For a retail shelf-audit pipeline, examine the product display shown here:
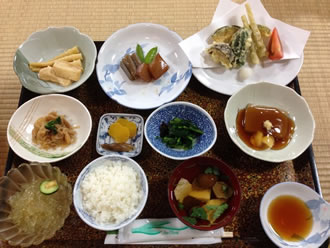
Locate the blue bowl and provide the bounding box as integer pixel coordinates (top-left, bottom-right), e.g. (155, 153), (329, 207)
(144, 101), (217, 160)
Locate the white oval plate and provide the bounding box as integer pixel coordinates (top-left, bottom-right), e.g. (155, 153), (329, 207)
(193, 55), (303, 96)
(7, 94), (92, 163)
(13, 26), (97, 94)
(260, 182), (330, 248)
(96, 23), (192, 110)
(224, 82), (315, 162)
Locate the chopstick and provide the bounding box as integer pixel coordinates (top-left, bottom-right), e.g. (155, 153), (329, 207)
(223, 231), (234, 238)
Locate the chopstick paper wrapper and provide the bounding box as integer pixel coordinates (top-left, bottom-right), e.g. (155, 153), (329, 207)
(104, 218), (233, 245)
(179, 0), (310, 68)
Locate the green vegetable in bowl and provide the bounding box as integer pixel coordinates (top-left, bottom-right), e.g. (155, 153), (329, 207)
(159, 117), (203, 150)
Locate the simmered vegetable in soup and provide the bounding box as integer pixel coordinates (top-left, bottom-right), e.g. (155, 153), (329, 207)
(174, 166), (233, 225)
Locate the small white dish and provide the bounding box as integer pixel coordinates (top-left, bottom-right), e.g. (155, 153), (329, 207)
(144, 101), (217, 160)
(224, 82), (315, 162)
(73, 155), (148, 231)
(96, 23), (192, 110)
(96, 113), (144, 157)
(193, 55), (303, 96)
(7, 94), (92, 163)
(13, 26), (97, 94)
(260, 182), (330, 248)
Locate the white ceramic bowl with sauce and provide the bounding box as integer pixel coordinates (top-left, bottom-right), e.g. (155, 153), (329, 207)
(260, 182), (330, 248)
(224, 82), (315, 163)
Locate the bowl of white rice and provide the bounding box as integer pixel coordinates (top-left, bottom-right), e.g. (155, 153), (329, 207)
(73, 155), (148, 231)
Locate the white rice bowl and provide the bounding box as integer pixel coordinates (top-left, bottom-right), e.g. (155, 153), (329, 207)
(73, 155), (148, 231)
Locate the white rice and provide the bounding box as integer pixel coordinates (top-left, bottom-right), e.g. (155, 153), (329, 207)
(80, 160), (143, 225)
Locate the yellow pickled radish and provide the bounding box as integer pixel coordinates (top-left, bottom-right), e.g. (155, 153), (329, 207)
(116, 118), (137, 138)
(108, 122), (130, 143)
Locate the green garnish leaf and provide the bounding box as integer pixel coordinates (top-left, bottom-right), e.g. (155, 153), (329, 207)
(45, 117), (61, 134)
(212, 167), (220, 176)
(178, 202), (184, 210)
(144, 47), (158, 64)
(205, 205), (218, 211)
(136, 44), (145, 63)
(183, 216), (197, 225)
(190, 207), (208, 220)
(212, 203), (229, 220)
(222, 184), (228, 192)
(204, 167), (220, 176)
(204, 167), (213, 174)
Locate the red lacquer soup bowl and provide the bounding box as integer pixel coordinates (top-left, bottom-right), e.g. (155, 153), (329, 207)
(168, 156), (241, 230)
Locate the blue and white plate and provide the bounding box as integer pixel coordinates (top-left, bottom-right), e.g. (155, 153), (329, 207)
(260, 182), (330, 248)
(96, 23), (192, 110)
(144, 101), (217, 160)
(96, 113), (144, 157)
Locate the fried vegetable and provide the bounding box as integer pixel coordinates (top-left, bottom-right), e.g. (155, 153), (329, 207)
(230, 27), (252, 68)
(207, 43), (234, 69)
(241, 15), (259, 65)
(245, 3), (268, 59)
(211, 25), (240, 43)
(258, 24), (271, 38)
